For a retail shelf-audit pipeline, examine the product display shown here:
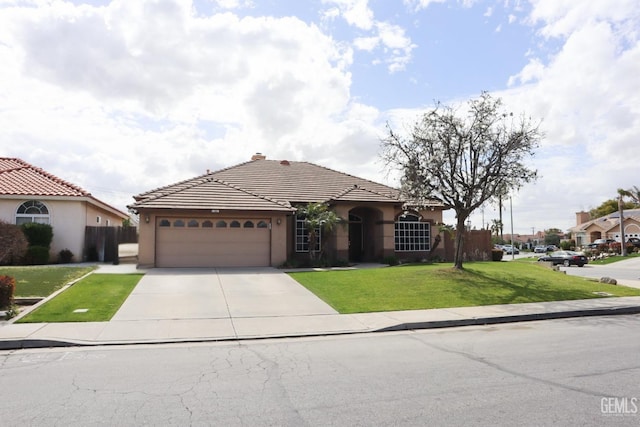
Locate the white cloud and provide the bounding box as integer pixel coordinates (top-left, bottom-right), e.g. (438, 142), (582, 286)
(323, 0), (416, 73)
(0, 0), (385, 211)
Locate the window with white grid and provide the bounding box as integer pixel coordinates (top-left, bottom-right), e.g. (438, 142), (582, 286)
(295, 216), (321, 252)
(395, 214), (430, 251)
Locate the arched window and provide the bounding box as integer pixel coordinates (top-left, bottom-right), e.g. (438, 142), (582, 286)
(243, 221), (254, 228)
(230, 220), (241, 228)
(395, 213), (430, 252)
(159, 219), (171, 227)
(16, 200), (50, 225)
(202, 220), (213, 228)
(188, 220), (199, 228)
(257, 221), (268, 228)
(173, 219), (185, 227)
(216, 220), (227, 228)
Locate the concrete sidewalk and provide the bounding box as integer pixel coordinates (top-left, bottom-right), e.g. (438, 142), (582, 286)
(2, 264), (640, 350)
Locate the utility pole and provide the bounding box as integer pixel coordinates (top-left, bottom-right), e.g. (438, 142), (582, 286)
(619, 194), (627, 256)
(510, 196), (515, 260)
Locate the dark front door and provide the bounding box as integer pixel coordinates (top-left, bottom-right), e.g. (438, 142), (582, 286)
(349, 214), (363, 262)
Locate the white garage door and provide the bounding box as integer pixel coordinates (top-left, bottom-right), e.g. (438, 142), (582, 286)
(156, 218), (270, 267)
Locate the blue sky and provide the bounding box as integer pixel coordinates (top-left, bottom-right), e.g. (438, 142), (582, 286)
(0, 0), (638, 234)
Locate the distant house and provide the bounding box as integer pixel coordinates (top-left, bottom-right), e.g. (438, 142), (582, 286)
(130, 154), (447, 268)
(0, 158), (129, 261)
(570, 210), (640, 247)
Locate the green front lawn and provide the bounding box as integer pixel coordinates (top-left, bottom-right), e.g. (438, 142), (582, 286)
(17, 274), (143, 323)
(289, 262), (640, 313)
(0, 266), (96, 297)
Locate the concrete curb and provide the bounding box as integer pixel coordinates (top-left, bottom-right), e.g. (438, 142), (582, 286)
(3, 305), (640, 351)
(375, 305), (640, 331)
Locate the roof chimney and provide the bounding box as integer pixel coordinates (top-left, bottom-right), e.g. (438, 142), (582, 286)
(576, 211), (590, 225)
(251, 153), (266, 161)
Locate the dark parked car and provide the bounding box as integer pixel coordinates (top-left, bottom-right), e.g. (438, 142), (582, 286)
(538, 250), (588, 267)
(585, 239), (616, 249)
(627, 237), (640, 248)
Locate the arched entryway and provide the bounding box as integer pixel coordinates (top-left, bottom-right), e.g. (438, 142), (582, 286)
(348, 207), (382, 262)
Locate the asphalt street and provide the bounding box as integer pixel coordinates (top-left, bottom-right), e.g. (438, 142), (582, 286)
(2, 315), (639, 426)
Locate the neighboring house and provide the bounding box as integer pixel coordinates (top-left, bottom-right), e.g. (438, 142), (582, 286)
(0, 157), (129, 261)
(130, 154), (446, 268)
(570, 210), (640, 247)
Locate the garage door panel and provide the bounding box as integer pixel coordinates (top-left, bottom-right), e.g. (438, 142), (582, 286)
(156, 219), (270, 267)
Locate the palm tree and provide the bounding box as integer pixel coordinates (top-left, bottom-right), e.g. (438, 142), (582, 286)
(619, 186), (640, 206)
(297, 203), (342, 261)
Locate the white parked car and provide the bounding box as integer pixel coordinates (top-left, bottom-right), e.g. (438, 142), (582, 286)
(502, 245), (520, 254)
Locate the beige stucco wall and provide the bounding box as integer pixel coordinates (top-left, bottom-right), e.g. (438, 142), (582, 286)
(0, 196), (127, 262)
(137, 209), (289, 268)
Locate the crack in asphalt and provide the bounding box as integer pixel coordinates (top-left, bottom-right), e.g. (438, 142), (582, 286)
(407, 334), (627, 399)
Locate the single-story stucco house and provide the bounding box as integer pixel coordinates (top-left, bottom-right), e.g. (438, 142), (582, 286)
(130, 154), (446, 268)
(570, 210), (640, 247)
(0, 157), (129, 261)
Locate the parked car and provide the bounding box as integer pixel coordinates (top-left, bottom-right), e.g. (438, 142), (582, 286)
(534, 245), (547, 253)
(627, 237), (640, 248)
(502, 245), (519, 254)
(538, 250), (588, 267)
(584, 239), (615, 249)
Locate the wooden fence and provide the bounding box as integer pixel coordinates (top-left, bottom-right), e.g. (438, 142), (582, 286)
(84, 226), (138, 263)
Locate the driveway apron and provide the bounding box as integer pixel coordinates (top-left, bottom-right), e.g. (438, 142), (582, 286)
(111, 267), (337, 321)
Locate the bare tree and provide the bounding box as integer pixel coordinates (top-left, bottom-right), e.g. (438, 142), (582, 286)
(382, 92), (542, 269)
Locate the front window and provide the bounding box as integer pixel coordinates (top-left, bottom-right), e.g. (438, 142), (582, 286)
(395, 214), (430, 252)
(295, 215), (321, 252)
(16, 200), (50, 225)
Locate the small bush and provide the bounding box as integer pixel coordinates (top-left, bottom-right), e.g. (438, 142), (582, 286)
(21, 223), (54, 248)
(0, 275), (16, 309)
(24, 245), (50, 265)
(491, 249), (504, 261)
(58, 249), (74, 264)
(382, 256), (399, 266)
(0, 220), (28, 265)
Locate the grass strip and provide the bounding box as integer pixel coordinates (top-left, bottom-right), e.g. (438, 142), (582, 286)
(17, 273), (143, 323)
(0, 266), (96, 298)
(289, 262), (640, 313)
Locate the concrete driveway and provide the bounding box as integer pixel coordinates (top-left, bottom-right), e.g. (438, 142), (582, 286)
(112, 267), (338, 321)
(561, 256), (640, 289)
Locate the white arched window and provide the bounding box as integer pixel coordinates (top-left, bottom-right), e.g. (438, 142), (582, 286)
(16, 200), (50, 225)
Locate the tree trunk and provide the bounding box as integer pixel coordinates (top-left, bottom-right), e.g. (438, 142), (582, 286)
(453, 215), (467, 269)
(308, 231), (317, 260)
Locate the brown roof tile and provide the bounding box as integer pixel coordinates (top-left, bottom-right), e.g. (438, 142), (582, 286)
(0, 157), (91, 197)
(133, 159), (407, 210)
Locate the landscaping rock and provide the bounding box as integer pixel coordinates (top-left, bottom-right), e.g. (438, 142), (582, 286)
(599, 277), (617, 285)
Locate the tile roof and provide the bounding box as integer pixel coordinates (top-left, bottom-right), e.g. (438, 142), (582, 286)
(132, 158), (439, 211)
(131, 177), (295, 211)
(0, 157), (90, 197)
(570, 209), (640, 232)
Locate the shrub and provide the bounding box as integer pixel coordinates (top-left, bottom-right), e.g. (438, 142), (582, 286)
(58, 249), (74, 264)
(491, 249), (504, 261)
(21, 223), (53, 248)
(0, 275), (16, 309)
(24, 245), (50, 265)
(382, 255), (399, 266)
(0, 220), (28, 265)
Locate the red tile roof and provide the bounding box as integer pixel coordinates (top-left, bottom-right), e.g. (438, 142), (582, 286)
(132, 158), (442, 211)
(0, 157), (91, 197)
